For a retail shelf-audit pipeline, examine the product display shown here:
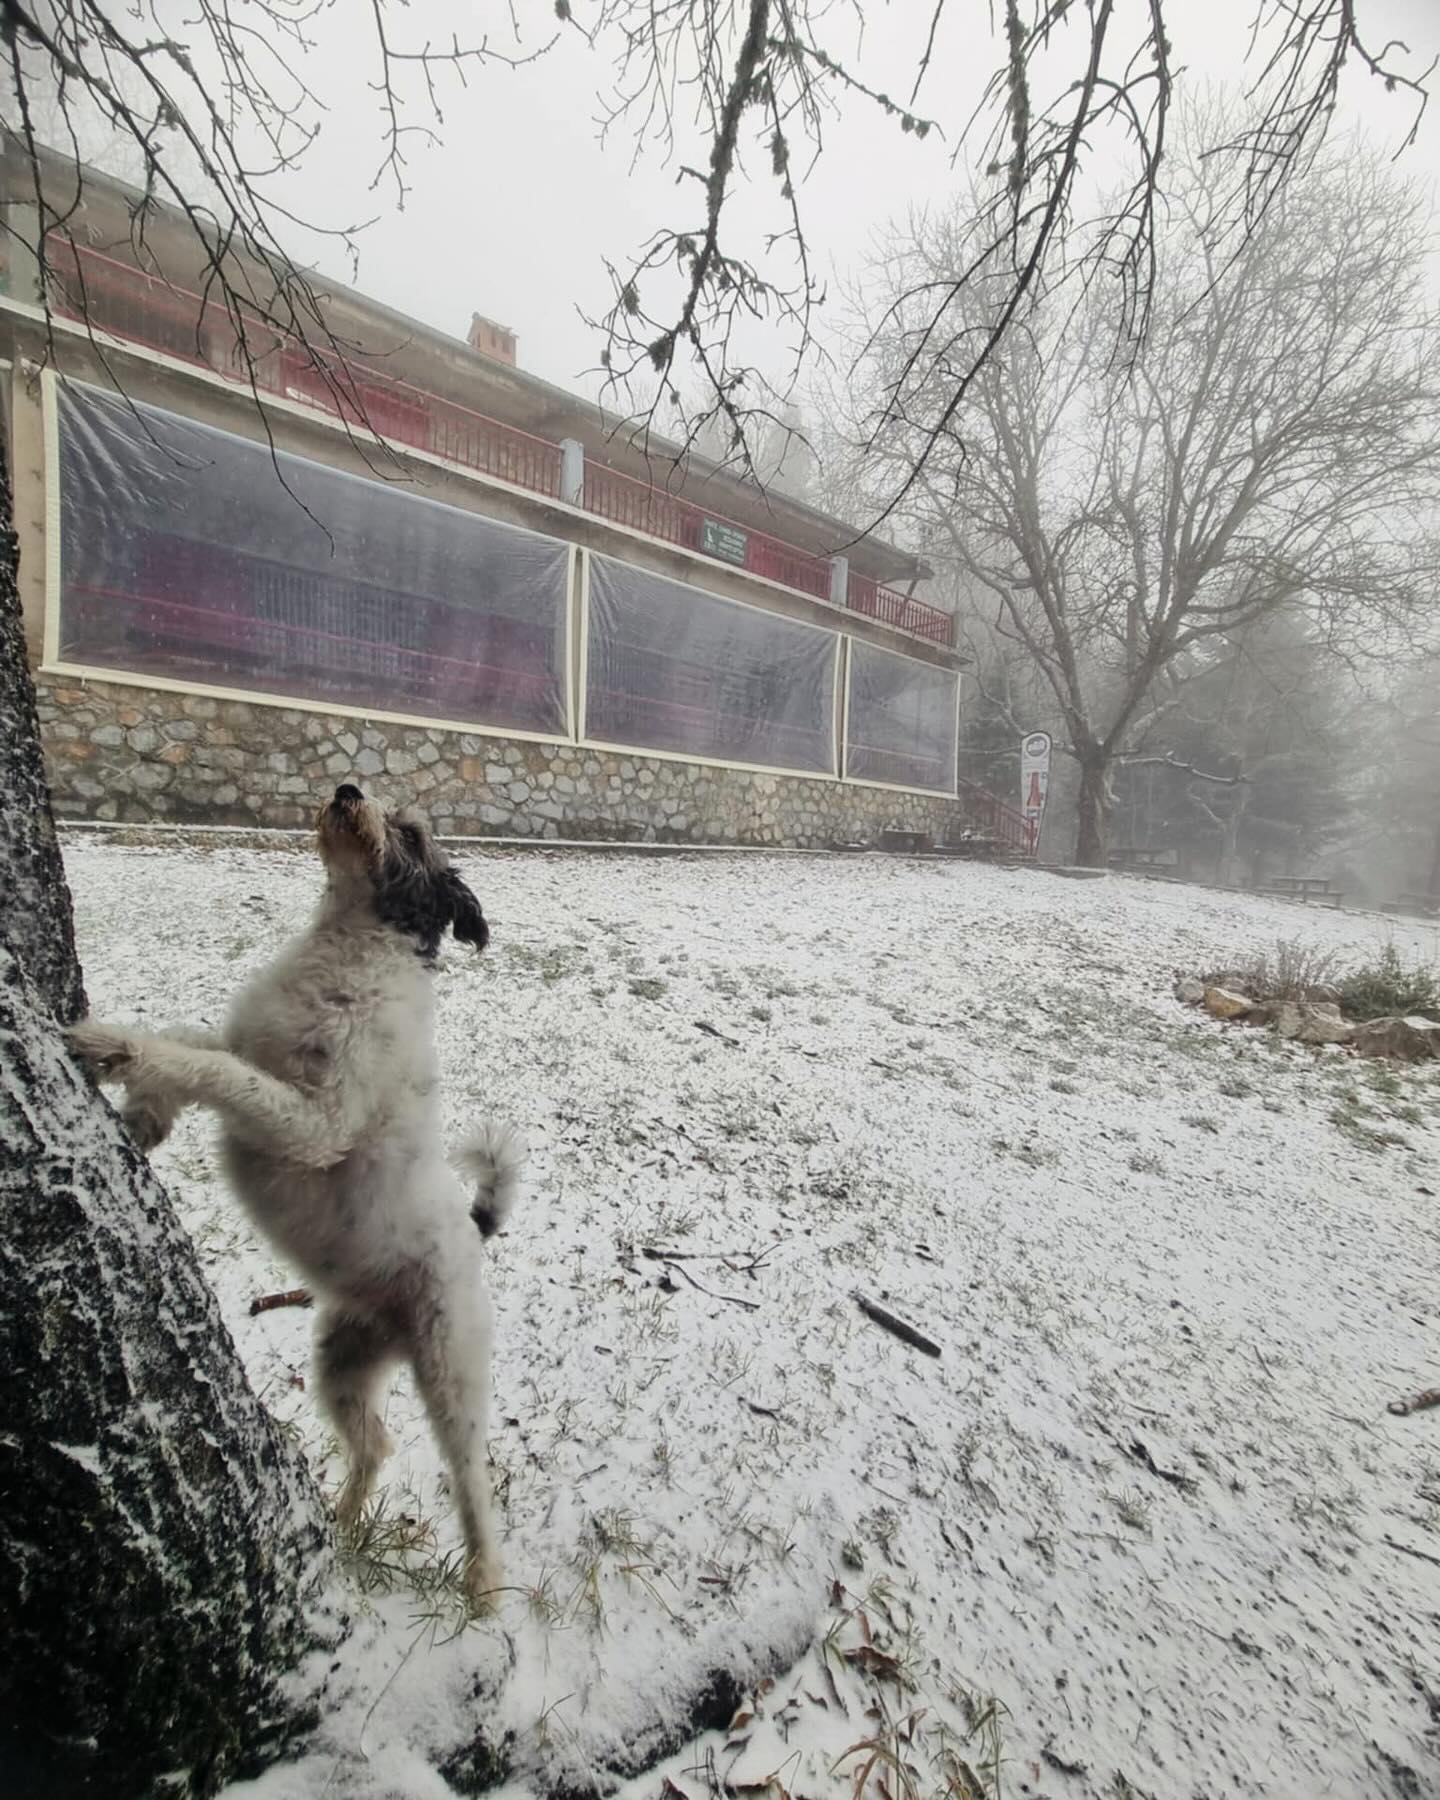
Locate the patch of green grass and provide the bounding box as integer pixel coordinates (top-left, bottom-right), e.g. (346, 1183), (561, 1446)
(1106, 1486), (1153, 1534)
(1330, 1094), (1411, 1152)
(507, 942), (578, 984)
(627, 975), (669, 1001)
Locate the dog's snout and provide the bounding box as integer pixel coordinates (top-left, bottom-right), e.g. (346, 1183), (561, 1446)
(334, 784), (364, 805)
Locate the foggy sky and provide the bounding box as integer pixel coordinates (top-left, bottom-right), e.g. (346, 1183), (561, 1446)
(259, 0), (1439, 404)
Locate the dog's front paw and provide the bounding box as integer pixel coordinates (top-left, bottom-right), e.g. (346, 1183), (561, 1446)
(120, 1097), (173, 1153)
(66, 1020), (140, 1081)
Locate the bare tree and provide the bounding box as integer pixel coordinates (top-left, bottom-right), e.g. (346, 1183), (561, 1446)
(585, 0), (1433, 484)
(0, 446), (354, 1793)
(0, 5), (1434, 1788)
(0, 1), (1432, 488)
(851, 123), (1440, 864)
(1118, 613), (1363, 885)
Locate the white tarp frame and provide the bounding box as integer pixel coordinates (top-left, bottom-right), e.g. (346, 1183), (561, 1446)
(585, 554), (839, 776)
(845, 640), (959, 794)
(54, 379), (572, 739)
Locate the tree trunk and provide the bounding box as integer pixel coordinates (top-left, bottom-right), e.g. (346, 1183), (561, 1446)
(0, 427), (345, 1796)
(1073, 755), (1111, 868)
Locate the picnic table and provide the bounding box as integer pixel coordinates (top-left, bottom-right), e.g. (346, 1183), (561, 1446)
(1261, 875), (1345, 908)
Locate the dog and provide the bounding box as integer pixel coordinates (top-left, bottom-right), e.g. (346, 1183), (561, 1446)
(67, 783), (524, 1607)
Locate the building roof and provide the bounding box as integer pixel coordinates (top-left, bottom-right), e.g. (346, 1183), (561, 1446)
(1, 137), (930, 591)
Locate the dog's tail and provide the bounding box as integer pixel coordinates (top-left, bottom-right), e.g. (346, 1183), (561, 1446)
(455, 1121), (527, 1238)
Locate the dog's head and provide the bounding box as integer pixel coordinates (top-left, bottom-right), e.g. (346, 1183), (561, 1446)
(317, 784), (489, 961)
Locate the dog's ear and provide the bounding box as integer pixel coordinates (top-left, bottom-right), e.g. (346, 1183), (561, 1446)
(443, 869), (490, 952)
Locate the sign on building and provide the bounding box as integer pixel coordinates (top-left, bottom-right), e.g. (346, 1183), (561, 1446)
(1021, 730), (1052, 846)
(700, 518), (749, 565)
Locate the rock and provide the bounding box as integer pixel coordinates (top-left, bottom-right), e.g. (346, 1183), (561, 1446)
(1274, 1001), (1354, 1046)
(1204, 986), (1254, 1020)
(1175, 976), (1206, 1005)
(1052, 865), (1107, 880)
(1353, 1016), (1440, 1061)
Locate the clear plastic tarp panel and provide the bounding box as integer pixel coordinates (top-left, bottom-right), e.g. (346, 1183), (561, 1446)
(586, 556), (837, 774)
(846, 642), (958, 792)
(57, 380), (570, 736)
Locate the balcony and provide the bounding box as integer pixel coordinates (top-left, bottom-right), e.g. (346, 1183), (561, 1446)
(40, 242), (954, 649)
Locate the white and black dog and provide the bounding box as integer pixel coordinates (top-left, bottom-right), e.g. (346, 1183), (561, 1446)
(68, 784), (524, 1607)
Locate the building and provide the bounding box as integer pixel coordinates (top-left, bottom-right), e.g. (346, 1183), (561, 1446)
(0, 138), (1032, 852)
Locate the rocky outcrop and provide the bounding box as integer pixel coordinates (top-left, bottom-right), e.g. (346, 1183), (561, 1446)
(1176, 969), (1438, 1060)
(1352, 1016), (1440, 1061)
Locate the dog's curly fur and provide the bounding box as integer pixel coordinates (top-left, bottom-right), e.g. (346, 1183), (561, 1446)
(68, 785), (523, 1606)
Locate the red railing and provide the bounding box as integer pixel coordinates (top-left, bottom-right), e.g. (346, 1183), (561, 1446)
(584, 460), (833, 602)
(48, 243), (564, 499)
(846, 572), (953, 646)
(957, 777), (1037, 855)
(43, 241), (952, 644)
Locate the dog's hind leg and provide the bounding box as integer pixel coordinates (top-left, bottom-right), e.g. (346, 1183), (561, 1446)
(314, 1308), (400, 1536)
(407, 1286), (501, 1610)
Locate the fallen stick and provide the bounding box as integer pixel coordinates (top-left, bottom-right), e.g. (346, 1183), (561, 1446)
(693, 1020), (740, 1046)
(642, 1244), (779, 1271)
(743, 1397), (789, 1422)
(661, 1258), (760, 1310)
(249, 1287), (313, 1316)
(1386, 1387), (1440, 1417)
(1383, 1534), (1440, 1569)
(852, 1291), (942, 1358)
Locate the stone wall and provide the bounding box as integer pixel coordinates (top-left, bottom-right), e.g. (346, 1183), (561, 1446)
(37, 676), (973, 848)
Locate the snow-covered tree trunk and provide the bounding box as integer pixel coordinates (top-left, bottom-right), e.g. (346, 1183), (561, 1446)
(1074, 756), (1111, 869)
(0, 431), (345, 1795)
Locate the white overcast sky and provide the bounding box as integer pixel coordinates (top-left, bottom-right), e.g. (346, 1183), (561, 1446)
(130, 0), (1434, 400)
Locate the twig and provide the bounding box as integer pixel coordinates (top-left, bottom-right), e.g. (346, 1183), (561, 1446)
(852, 1292), (942, 1358)
(694, 1020), (740, 1046)
(249, 1287), (313, 1316)
(1121, 1437), (1198, 1495)
(743, 1397), (788, 1421)
(662, 1259), (760, 1310)
(1383, 1534), (1440, 1569)
(1386, 1387), (1440, 1417)
(642, 1244), (779, 1272)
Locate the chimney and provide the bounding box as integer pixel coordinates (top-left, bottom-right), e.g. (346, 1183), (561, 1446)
(467, 313), (517, 367)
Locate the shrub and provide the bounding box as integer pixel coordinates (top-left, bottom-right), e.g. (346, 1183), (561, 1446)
(1336, 945), (1440, 1022)
(1202, 937), (1338, 1001)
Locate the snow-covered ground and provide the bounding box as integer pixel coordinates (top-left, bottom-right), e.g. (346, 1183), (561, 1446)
(64, 834), (1440, 1800)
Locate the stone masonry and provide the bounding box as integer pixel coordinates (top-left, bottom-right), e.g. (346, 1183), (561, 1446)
(37, 677), (973, 848)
